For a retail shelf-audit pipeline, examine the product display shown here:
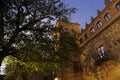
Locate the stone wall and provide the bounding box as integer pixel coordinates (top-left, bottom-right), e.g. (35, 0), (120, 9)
(81, 16), (120, 80)
(54, 0), (120, 80)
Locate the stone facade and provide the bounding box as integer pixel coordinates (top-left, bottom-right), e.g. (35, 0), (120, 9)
(56, 0), (120, 80)
(81, 16), (120, 80)
(55, 21), (82, 80)
(79, 0), (120, 80)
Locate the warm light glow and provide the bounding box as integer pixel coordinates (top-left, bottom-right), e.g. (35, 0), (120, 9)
(55, 77), (58, 80)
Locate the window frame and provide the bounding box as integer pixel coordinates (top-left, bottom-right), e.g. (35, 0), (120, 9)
(104, 13), (111, 21)
(0, 64), (6, 75)
(97, 21), (102, 28)
(90, 27), (95, 33)
(97, 45), (106, 59)
(71, 29), (75, 33)
(79, 38), (83, 43)
(84, 33), (88, 40)
(64, 28), (68, 33)
(116, 1), (120, 10)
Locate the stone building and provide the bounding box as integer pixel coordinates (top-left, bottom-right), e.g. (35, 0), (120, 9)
(55, 21), (82, 80)
(55, 0), (120, 80)
(78, 0), (120, 80)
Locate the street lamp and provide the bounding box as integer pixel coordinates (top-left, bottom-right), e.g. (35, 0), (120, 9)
(55, 77), (58, 80)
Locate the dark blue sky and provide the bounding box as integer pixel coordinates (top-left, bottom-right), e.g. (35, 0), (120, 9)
(62, 0), (106, 29)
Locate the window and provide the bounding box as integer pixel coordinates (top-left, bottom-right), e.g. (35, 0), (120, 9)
(97, 45), (106, 59)
(0, 64), (6, 75)
(79, 38), (83, 43)
(84, 33), (88, 39)
(64, 28), (68, 33)
(104, 13), (111, 21)
(97, 21), (102, 28)
(43, 76), (48, 80)
(110, 0), (112, 2)
(90, 27), (95, 33)
(59, 25), (63, 30)
(59, 25), (63, 28)
(73, 61), (79, 72)
(71, 29), (75, 33)
(116, 1), (120, 10)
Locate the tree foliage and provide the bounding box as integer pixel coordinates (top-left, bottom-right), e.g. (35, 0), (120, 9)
(3, 56), (31, 80)
(0, 0), (77, 65)
(0, 1), (82, 79)
(54, 27), (81, 62)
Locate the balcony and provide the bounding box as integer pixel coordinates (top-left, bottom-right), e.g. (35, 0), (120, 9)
(93, 51), (109, 65)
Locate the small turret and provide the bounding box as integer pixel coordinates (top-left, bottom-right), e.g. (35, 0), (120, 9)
(91, 16), (95, 21)
(104, 0), (111, 6)
(97, 9), (101, 15)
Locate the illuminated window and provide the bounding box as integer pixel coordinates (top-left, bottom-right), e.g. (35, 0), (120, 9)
(97, 21), (102, 28)
(90, 27), (95, 33)
(116, 1), (120, 10)
(104, 13), (111, 21)
(0, 64), (6, 75)
(97, 45), (105, 59)
(55, 78), (58, 80)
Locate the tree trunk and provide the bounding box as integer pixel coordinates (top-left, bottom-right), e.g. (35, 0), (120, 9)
(0, 0), (4, 45)
(0, 0), (5, 66)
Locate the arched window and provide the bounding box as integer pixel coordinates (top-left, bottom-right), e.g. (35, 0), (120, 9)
(84, 33), (88, 40)
(79, 38), (83, 43)
(104, 13), (111, 21)
(116, 1), (120, 10)
(90, 27), (95, 33)
(64, 28), (68, 33)
(97, 45), (106, 59)
(71, 29), (75, 33)
(97, 21), (102, 28)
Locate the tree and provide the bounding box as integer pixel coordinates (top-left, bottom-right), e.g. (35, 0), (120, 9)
(0, 0), (76, 65)
(54, 27), (81, 61)
(3, 56), (31, 80)
(3, 27), (81, 80)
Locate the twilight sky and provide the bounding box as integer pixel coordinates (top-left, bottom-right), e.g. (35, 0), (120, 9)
(62, 0), (106, 29)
